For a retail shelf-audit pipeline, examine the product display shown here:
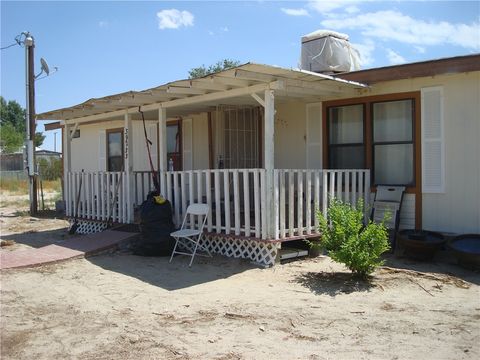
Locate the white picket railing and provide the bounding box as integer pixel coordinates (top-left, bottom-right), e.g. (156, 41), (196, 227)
(133, 168), (370, 240)
(135, 169), (268, 239)
(65, 171), (127, 224)
(273, 169), (370, 239)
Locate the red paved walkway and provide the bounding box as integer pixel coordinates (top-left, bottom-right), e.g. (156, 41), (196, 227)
(0, 230), (137, 270)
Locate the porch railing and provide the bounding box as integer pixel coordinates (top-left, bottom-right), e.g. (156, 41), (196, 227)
(65, 171), (127, 224)
(135, 169), (268, 239)
(134, 168), (370, 240)
(273, 169), (370, 239)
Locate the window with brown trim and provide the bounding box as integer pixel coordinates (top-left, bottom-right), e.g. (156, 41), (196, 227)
(107, 129), (123, 172)
(325, 94), (418, 187)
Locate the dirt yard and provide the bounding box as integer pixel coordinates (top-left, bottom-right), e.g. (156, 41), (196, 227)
(1, 198), (479, 359)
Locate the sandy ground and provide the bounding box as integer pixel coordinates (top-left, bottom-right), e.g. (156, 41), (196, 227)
(0, 191), (69, 251)
(1, 195), (479, 359)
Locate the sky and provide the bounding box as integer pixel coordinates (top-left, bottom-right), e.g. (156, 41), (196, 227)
(1, 0), (479, 151)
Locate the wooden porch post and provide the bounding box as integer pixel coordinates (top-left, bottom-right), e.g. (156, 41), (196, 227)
(158, 106), (167, 196)
(124, 112), (134, 223)
(63, 122), (72, 216)
(264, 89), (275, 239)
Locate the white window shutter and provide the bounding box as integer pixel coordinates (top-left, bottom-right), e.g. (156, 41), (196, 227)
(147, 123), (158, 171)
(98, 129), (106, 171)
(421, 86), (445, 193)
(306, 103), (322, 169)
(183, 118), (193, 170)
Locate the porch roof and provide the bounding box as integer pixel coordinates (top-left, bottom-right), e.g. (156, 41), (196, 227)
(37, 62), (367, 123)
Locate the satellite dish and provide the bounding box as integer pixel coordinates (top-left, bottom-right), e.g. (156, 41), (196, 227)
(40, 58), (50, 76)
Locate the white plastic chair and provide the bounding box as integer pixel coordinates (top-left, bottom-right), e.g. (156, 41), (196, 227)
(169, 203), (211, 267)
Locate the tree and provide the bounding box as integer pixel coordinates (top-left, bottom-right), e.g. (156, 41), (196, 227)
(0, 96), (45, 153)
(188, 59), (241, 79)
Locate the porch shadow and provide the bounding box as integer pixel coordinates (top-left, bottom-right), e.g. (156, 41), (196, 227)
(1, 228), (69, 249)
(87, 252), (257, 291)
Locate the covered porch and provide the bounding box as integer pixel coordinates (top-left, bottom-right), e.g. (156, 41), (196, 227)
(40, 63), (370, 263)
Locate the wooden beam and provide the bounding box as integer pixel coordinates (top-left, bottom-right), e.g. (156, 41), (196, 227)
(61, 81), (284, 124)
(167, 86), (207, 95)
(251, 93), (265, 107)
(209, 76), (251, 87)
(189, 79), (230, 91)
(158, 107), (167, 174)
(285, 79), (348, 94)
(124, 111), (134, 223)
(160, 81), (284, 109)
(264, 89), (275, 239)
(235, 69), (275, 82)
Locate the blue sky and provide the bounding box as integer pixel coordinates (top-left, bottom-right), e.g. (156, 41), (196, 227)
(1, 0), (479, 151)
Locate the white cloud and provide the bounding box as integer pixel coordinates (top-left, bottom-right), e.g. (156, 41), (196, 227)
(156, 9), (194, 30)
(98, 20), (109, 28)
(345, 5), (360, 14)
(221, 26), (229, 32)
(386, 49), (406, 65)
(414, 45), (426, 54)
(321, 10), (480, 50)
(208, 30), (214, 36)
(351, 39), (375, 66)
(308, 0), (362, 15)
(281, 8), (309, 17)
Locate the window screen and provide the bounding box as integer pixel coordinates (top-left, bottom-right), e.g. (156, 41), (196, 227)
(328, 104), (364, 169)
(373, 99), (414, 185)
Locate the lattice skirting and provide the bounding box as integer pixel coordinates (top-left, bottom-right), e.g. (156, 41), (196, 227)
(69, 219), (108, 234)
(179, 234), (279, 267)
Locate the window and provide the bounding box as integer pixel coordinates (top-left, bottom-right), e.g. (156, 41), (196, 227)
(107, 129), (123, 171)
(373, 99), (414, 185)
(325, 94), (418, 187)
(328, 104), (365, 169)
(223, 107), (261, 169)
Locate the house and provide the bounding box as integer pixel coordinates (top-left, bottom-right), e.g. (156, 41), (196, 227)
(37, 53), (480, 266)
(35, 148), (62, 163)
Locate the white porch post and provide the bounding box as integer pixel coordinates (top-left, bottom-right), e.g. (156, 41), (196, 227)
(158, 106), (167, 196)
(63, 122), (72, 216)
(124, 112), (133, 223)
(264, 89), (275, 239)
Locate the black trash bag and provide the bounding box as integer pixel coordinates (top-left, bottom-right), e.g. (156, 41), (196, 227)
(132, 195), (176, 257)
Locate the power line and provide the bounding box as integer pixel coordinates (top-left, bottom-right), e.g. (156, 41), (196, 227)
(1, 32), (27, 51)
(0, 42), (19, 50)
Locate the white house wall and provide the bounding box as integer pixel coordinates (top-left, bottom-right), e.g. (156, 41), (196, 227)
(70, 120), (121, 171)
(274, 102), (307, 169)
(190, 113), (210, 170)
(340, 71), (480, 234)
(70, 119), (160, 172)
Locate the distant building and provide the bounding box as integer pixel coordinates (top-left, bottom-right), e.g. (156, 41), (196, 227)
(0, 147), (62, 171)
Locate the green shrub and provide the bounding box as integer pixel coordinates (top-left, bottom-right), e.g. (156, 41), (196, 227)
(38, 158), (62, 180)
(318, 199), (390, 278)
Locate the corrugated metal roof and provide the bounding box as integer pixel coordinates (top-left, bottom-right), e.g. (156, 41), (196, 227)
(37, 62), (367, 122)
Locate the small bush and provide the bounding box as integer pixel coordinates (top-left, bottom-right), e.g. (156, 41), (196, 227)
(38, 158), (62, 180)
(318, 199), (390, 278)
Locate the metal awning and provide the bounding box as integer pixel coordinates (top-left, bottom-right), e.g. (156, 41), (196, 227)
(37, 62), (368, 122)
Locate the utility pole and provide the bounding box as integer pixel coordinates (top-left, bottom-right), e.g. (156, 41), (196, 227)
(24, 32), (37, 215)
